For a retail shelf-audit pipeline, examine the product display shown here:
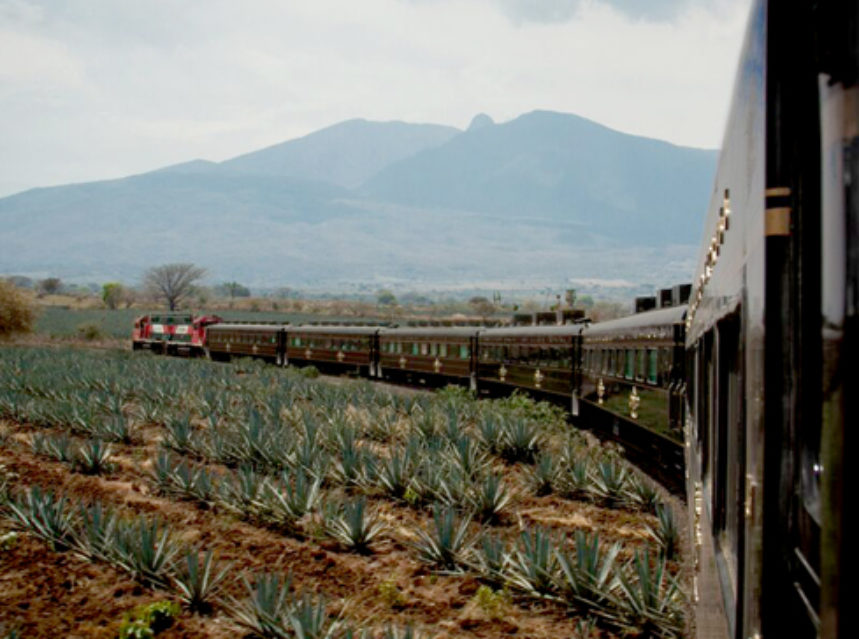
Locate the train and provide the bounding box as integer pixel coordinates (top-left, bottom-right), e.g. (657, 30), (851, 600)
(132, 298), (690, 493)
(131, 1), (853, 636)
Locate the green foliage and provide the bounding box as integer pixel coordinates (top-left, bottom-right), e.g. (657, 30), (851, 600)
(77, 321), (104, 341)
(118, 600), (179, 639)
(377, 579), (406, 609)
(472, 584), (510, 620)
(102, 282), (126, 310)
(0, 530), (19, 551)
(300, 365), (320, 379)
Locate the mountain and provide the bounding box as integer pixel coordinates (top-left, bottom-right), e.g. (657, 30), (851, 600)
(220, 119), (461, 188)
(360, 110), (716, 244)
(0, 112), (717, 288)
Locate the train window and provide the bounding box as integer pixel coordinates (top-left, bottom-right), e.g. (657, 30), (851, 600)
(294, 337), (301, 347)
(412, 343), (419, 355)
(637, 349), (646, 381)
(430, 343), (438, 356)
(420, 343), (429, 356)
(440, 344), (448, 358)
(625, 350), (634, 379)
(648, 349), (658, 384)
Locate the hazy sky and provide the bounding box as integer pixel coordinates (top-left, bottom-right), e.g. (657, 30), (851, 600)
(0, 0), (751, 198)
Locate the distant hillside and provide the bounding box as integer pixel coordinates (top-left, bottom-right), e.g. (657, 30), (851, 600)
(360, 110), (716, 244)
(221, 119), (461, 188)
(0, 112), (716, 287)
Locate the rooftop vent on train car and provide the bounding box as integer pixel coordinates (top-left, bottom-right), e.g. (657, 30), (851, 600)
(635, 296), (657, 313)
(672, 283), (692, 306)
(659, 288), (673, 308)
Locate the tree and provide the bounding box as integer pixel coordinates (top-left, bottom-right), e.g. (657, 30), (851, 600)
(376, 289), (397, 306)
(37, 277), (62, 296)
(102, 282), (126, 310)
(0, 279), (36, 338)
(143, 263), (206, 311)
(215, 281), (251, 298)
(469, 296), (496, 323)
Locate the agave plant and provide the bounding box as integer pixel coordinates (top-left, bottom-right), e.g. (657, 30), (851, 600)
(555, 458), (593, 500)
(218, 465), (267, 514)
(96, 415), (134, 444)
(646, 504), (681, 560)
(466, 472), (512, 524)
(446, 436), (488, 479)
(591, 458), (629, 507)
(411, 504), (473, 572)
(470, 532), (508, 584)
(477, 412), (504, 454)
(113, 517), (180, 587)
(378, 624), (428, 639)
(74, 439), (114, 475)
(31, 432), (74, 463)
(527, 453), (558, 496)
(625, 473), (662, 513)
(258, 469), (322, 529)
(614, 550), (685, 637)
(150, 450), (174, 492)
(553, 531), (621, 612)
(171, 548), (232, 614)
(163, 415), (195, 455)
(286, 591), (344, 639)
(506, 527), (559, 597)
(229, 572), (294, 639)
(72, 501), (120, 562)
(4, 486), (74, 550)
(499, 418), (540, 463)
(376, 446), (414, 501)
(324, 497), (386, 554)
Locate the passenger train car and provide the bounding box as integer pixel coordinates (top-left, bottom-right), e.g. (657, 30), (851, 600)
(684, 1), (852, 637)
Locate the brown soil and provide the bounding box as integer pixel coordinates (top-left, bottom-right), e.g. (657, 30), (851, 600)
(0, 415), (688, 638)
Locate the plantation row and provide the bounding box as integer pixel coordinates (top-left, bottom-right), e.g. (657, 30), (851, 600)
(0, 346), (686, 637)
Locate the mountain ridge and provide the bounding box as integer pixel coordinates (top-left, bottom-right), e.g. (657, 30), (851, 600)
(0, 111), (717, 288)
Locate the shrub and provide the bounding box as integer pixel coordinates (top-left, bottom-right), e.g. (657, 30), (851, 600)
(76, 321), (104, 341)
(0, 280), (35, 338)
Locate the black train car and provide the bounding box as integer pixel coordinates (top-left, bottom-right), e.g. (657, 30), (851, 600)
(685, 1), (853, 637)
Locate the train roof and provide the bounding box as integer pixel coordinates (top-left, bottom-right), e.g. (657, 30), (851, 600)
(583, 305), (687, 339)
(379, 327), (480, 338)
(290, 325), (381, 336)
(478, 325), (583, 338)
(208, 323), (287, 332)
